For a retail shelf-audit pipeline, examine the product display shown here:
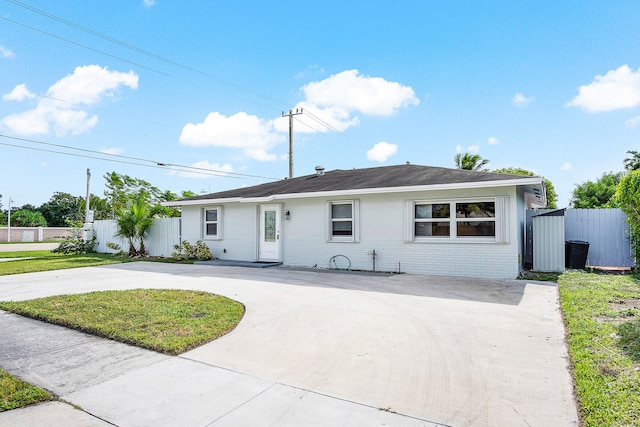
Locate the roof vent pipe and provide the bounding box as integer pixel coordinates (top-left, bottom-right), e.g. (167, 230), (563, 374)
(315, 166), (325, 176)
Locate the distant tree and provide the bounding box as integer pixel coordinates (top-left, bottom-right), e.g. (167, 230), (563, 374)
(38, 192), (112, 226)
(38, 192), (83, 227)
(624, 150), (640, 171)
(104, 172), (167, 215)
(19, 204), (39, 212)
(492, 167), (558, 209)
(614, 170), (640, 266)
(454, 153), (489, 171)
(570, 172), (623, 208)
(104, 172), (195, 218)
(11, 210), (47, 227)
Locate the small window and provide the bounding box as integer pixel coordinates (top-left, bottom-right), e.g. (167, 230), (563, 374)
(331, 203), (353, 237)
(327, 200), (359, 242)
(203, 207), (220, 238)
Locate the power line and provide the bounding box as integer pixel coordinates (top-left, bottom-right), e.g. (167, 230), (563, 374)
(0, 16), (173, 77)
(5, 0), (290, 109)
(304, 110), (345, 135)
(0, 134), (280, 180)
(5, 1), (347, 135)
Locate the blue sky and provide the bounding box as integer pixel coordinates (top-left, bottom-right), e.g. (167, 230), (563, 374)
(1, 0), (639, 209)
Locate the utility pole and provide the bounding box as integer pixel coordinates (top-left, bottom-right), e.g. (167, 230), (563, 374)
(7, 197), (13, 242)
(282, 108), (303, 178)
(85, 168), (91, 221)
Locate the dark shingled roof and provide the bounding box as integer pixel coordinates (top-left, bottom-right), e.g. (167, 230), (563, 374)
(180, 164), (539, 202)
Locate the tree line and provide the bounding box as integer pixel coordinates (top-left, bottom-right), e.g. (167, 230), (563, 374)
(0, 172), (196, 228)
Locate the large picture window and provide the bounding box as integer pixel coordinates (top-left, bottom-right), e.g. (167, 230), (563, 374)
(409, 198), (506, 242)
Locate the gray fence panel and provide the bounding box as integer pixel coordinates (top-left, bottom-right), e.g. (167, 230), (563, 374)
(533, 215), (565, 272)
(565, 209), (634, 268)
(526, 209), (635, 269)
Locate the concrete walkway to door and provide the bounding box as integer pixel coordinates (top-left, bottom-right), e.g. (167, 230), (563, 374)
(0, 262), (578, 426)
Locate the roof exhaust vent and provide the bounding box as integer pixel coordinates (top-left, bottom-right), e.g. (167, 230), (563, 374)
(315, 166), (325, 176)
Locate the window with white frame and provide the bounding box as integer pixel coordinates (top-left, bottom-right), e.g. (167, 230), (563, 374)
(409, 197), (507, 242)
(327, 200), (359, 242)
(203, 207), (222, 239)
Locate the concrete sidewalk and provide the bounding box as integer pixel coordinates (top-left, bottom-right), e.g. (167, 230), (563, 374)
(0, 311), (439, 427)
(0, 243), (58, 252)
(0, 262), (579, 426)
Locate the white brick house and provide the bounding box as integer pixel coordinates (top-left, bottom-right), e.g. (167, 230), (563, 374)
(164, 164), (546, 279)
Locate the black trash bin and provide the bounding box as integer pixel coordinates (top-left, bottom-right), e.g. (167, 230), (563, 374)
(565, 240), (590, 269)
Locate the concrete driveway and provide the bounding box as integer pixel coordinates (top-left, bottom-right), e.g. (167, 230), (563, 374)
(0, 262), (578, 426)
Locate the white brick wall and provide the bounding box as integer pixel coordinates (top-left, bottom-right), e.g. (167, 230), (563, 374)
(183, 186), (524, 279)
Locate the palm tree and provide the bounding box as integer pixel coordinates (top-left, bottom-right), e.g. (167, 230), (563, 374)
(115, 195), (163, 257)
(454, 152), (490, 171)
(624, 150), (640, 171)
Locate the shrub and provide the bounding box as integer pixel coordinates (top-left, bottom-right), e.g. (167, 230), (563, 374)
(52, 235), (97, 255)
(172, 240), (214, 261)
(52, 220), (97, 255)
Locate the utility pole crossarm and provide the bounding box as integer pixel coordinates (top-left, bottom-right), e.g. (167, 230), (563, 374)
(282, 108), (303, 179)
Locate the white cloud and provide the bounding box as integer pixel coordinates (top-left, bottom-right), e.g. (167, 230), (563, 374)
(143, 0), (156, 7)
(0, 45), (15, 58)
(181, 69), (418, 161)
(1, 65), (138, 136)
(169, 160), (234, 178)
(468, 144), (480, 154)
(487, 137), (499, 145)
(561, 162), (573, 171)
(567, 65), (640, 112)
(366, 141), (398, 163)
(303, 69), (419, 116)
(100, 147), (124, 155)
(3, 84), (36, 101)
(47, 65), (138, 105)
(626, 115), (640, 129)
(455, 144), (463, 153)
(179, 111), (284, 161)
(512, 92), (534, 107)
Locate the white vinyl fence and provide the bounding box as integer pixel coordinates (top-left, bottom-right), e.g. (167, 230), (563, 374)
(93, 218), (181, 257)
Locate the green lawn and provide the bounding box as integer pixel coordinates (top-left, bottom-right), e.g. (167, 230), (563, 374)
(0, 252), (130, 276)
(0, 251), (244, 412)
(558, 271), (640, 426)
(0, 289), (245, 355)
(0, 369), (52, 412)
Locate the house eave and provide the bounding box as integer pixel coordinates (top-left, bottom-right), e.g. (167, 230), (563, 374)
(164, 177), (544, 206)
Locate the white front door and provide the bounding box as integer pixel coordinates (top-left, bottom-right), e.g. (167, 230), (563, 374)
(258, 204), (281, 261)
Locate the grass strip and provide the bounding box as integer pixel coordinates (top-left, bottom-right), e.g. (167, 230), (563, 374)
(0, 289), (245, 355)
(0, 369), (52, 412)
(0, 253), (130, 276)
(558, 271), (640, 427)
(0, 250), (54, 258)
